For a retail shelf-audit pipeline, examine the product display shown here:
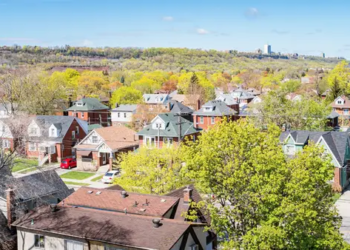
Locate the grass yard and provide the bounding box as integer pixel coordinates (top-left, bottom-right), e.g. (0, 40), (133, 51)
(12, 158), (38, 172)
(60, 171), (95, 180)
(91, 175), (104, 182)
(64, 181), (90, 186)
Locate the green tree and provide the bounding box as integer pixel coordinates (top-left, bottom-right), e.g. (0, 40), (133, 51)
(328, 60), (350, 95)
(280, 79), (301, 93)
(182, 120), (348, 249)
(115, 147), (188, 195)
(110, 86), (143, 106)
(329, 76), (342, 101)
(120, 76), (125, 84)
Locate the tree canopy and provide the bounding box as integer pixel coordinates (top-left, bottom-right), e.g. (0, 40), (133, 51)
(110, 86), (143, 106)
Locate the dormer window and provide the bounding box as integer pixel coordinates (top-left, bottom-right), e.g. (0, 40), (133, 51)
(76, 102), (83, 107)
(30, 128), (38, 136)
(204, 107), (212, 112)
(156, 123), (162, 129)
(51, 128), (55, 137)
(92, 136), (98, 143)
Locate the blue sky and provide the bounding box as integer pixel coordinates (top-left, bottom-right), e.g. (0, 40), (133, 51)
(1, 0), (350, 58)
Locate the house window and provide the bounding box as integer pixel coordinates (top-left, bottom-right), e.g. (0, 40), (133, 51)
(29, 142), (36, 151)
(145, 137), (155, 146)
(72, 131), (76, 139)
(81, 112), (84, 118)
(76, 102), (83, 107)
(76, 126), (79, 135)
(337, 100), (343, 105)
(285, 145), (295, 155)
(30, 127), (37, 135)
(92, 136), (98, 143)
(124, 113), (126, 118)
(344, 109), (349, 115)
(2, 140), (9, 149)
(156, 123), (162, 129)
(118, 112), (120, 118)
(211, 117), (215, 124)
(65, 240), (83, 250)
(34, 234), (45, 248)
(200, 117), (204, 124)
(51, 128), (55, 137)
(164, 138), (173, 147)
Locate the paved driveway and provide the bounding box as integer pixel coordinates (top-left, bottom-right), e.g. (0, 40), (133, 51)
(336, 186), (350, 243)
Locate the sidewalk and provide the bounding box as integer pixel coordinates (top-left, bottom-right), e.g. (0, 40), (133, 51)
(336, 186), (350, 244)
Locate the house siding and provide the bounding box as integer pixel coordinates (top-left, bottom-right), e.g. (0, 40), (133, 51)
(68, 110), (110, 126)
(193, 115), (235, 130)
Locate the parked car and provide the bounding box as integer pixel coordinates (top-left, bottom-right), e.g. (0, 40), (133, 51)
(102, 170), (119, 184)
(60, 158), (77, 169)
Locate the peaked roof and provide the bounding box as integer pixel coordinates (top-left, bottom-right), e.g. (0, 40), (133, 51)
(143, 94), (169, 104)
(331, 95), (350, 109)
(280, 130), (350, 167)
(231, 87), (255, 100)
(137, 113), (201, 138)
(168, 100), (193, 115)
(66, 98), (109, 111)
(216, 94), (238, 106)
(30, 116), (87, 143)
(111, 104), (138, 113)
(193, 100), (237, 116)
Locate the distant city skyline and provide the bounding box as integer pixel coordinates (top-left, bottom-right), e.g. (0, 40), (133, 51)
(1, 0), (350, 58)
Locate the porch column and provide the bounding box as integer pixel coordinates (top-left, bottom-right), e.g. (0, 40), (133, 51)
(97, 152), (101, 168)
(109, 151), (114, 171)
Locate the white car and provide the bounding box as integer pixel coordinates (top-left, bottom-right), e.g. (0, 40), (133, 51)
(102, 170), (119, 184)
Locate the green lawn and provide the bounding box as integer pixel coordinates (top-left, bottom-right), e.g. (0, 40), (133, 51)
(60, 171), (95, 180)
(64, 181), (90, 186)
(12, 158), (38, 172)
(91, 175), (104, 182)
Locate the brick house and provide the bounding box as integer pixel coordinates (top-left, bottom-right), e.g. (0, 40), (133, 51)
(137, 113), (201, 148)
(171, 94), (201, 110)
(26, 116), (88, 164)
(280, 130), (350, 191)
(74, 126), (139, 171)
(66, 98), (110, 127)
(13, 186), (216, 250)
(193, 100), (237, 130)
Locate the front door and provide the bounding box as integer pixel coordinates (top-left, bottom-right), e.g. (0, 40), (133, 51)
(102, 153), (107, 165)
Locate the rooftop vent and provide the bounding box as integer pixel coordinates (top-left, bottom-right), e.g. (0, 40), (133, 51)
(161, 199), (166, 203)
(50, 204), (58, 213)
(96, 191), (102, 195)
(121, 191), (128, 198)
(87, 190), (93, 194)
(139, 208), (146, 212)
(152, 218), (162, 228)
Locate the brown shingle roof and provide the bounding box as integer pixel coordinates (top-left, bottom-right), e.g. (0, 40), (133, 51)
(13, 205), (199, 250)
(331, 95), (350, 109)
(95, 126), (139, 150)
(62, 187), (179, 217)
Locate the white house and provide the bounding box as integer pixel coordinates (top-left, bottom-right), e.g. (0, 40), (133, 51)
(111, 104), (138, 126)
(143, 94), (170, 105)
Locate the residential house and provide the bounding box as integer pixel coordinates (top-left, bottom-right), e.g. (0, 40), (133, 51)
(327, 111), (339, 128)
(0, 119), (16, 151)
(13, 186), (216, 250)
(0, 170), (72, 248)
(26, 116), (88, 164)
(230, 87), (255, 106)
(280, 130), (350, 191)
(165, 100), (194, 121)
(171, 94), (201, 110)
(286, 93), (302, 102)
(322, 89), (331, 99)
(111, 104), (137, 126)
(251, 96), (262, 104)
(215, 94), (239, 113)
(74, 126), (139, 171)
(143, 94), (170, 105)
(137, 113), (201, 148)
(193, 100), (237, 130)
(66, 98), (110, 127)
(247, 87), (261, 96)
(331, 96), (350, 126)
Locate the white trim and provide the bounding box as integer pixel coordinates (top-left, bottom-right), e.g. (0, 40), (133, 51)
(284, 133), (296, 144)
(316, 136), (342, 168)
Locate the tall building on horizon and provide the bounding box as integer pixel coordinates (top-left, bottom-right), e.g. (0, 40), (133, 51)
(264, 44), (272, 54)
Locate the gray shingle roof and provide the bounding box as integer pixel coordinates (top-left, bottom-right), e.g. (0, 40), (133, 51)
(193, 100), (237, 116)
(143, 94), (169, 104)
(29, 116), (86, 143)
(137, 113), (201, 138)
(168, 100), (193, 115)
(216, 94), (238, 106)
(111, 104), (137, 113)
(280, 130), (349, 167)
(66, 98), (109, 111)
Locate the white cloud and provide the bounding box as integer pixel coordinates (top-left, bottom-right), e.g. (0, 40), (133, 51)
(197, 28), (209, 35)
(82, 39), (94, 46)
(245, 7), (259, 18)
(163, 16), (174, 21)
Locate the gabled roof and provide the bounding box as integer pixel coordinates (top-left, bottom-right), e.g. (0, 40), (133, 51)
(231, 87), (255, 100)
(63, 187), (179, 217)
(331, 95), (350, 109)
(66, 98), (109, 111)
(111, 104), (138, 113)
(137, 113), (201, 138)
(167, 100), (193, 115)
(327, 110), (339, 119)
(29, 116), (87, 143)
(13, 205), (203, 250)
(280, 130), (350, 167)
(0, 170), (72, 202)
(143, 94), (169, 104)
(193, 100), (237, 116)
(216, 94), (238, 106)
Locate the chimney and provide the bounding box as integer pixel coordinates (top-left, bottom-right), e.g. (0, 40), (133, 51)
(121, 191), (128, 198)
(6, 188), (15, 228)
(115, 103), (119, 108)
(183, 186), (193, 203)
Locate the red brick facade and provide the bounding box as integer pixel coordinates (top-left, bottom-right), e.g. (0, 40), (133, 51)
(68, 110), (110, 126)
(193, 115), (236, 130)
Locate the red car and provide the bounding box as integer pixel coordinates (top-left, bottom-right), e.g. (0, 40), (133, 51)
(60, 158), (77, 169)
